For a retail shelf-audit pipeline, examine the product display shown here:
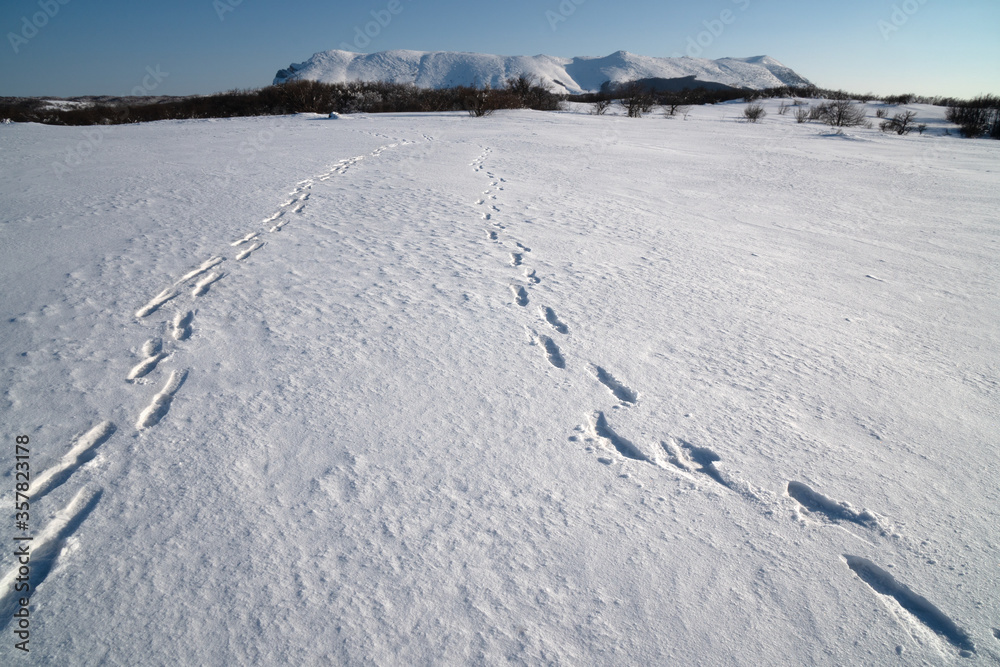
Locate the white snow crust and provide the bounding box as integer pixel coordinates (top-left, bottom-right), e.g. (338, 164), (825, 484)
(1, 101), (998, 665)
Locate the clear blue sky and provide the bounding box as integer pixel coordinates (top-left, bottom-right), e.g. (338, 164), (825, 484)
(1, 0), (997, 98)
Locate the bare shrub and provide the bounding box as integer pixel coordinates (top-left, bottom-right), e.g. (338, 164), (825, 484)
(743, 102), (766, 122)
(946, 95), (1000, 138)
(504, 75), (563, 111)
(880, 110), (917, 135)
(814, 100), (869, 127)
(617, 82), (654, 118)
(875, 108), (888, 118)
(778, 101), (789, 115)
(794, 107), (809, 123)
(591, 97), (612, 115)
(661, 92), (692, 118)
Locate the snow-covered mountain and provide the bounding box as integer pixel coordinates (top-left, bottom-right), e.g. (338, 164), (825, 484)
(273, 49), (811, 93)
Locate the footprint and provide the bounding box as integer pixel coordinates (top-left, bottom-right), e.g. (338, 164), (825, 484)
(510, 285), (529, 307)
(589, 364), (637, 404)
(136, 256), (224, 317)
(171, 310), (193, 341)
(175, 257), (225, 285)
(844, 555), (975, 656)
(524, 269), (540, 284)
(236, 241), (265, 260)
(662, 438), (761, 500)
(136, 369), (188, 430)
(542, 307), (568, 334)
(662, 437), (727, 485)
(530, 331), (565, 369)
(0, 485), (102, 630)
(515, 242), (531, 252)
(127, 338), (167, 380)
(29, 422), (115, 500)
(135, 287), (179, 318)
(487, 230), (499, 242)
(786, 481), (883, 530)
(231, 232), (259, 247)
(510, 253), (523, 267)
(192, 272), (223, 297)
(589, 411), (648, 462)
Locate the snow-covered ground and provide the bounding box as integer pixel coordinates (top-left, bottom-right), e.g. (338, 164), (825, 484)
(1, 100), (998, 665)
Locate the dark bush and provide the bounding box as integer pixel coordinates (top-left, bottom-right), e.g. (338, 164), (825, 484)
(743, 102), (766, 122)
(879, 110), (917, 135)
(813, 99), (869, 127)
(946, 95), (1000, 138)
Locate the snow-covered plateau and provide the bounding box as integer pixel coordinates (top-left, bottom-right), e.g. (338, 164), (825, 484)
(273, 49), (811, 93)
(0, 100), (998, 665)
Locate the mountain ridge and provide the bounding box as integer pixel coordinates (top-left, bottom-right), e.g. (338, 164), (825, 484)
(274, 49), (811, 93)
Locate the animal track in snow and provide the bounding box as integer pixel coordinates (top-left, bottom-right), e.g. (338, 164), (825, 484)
(525, 269), (540, 284)
(0, 485), (102, 629)
(236, 240), (265, 260)
(510, 285), (529, 307)
(662, 437), (728, 485)
(127, 338), (167, 380)
(487, 230), (499, 241)
(844, 555), (976, 656)
(175, 256), (225, 285)
(515, 242), (531, 252)
(136, 369), (188, 430)
(135, 287), (179, 318)
(264, 211), (283, 224)
(589, 365), (638, 404)
(588, 411), (649, 462)
(662, 438), (762, 500)
(28, 422), (115, 500)
(136, 256), (224, 317)
(529, 331), (565, 369)
(171, 310), (193, 341)
(786, 481), (884, 531)
(231, 232), (259, 247)
(509, 253), (523, 267)
(542, 307), (568, 334)
(192, 271), (223, 297)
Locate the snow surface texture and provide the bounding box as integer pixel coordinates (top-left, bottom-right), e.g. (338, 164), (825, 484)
(1, 101), (998, 665)
(273, 49), (811, 93)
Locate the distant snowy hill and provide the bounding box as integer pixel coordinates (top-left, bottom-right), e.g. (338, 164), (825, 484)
(273, 49), (811, 93)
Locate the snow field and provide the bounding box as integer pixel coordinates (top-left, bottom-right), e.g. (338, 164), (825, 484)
(0, 99), (998, 664)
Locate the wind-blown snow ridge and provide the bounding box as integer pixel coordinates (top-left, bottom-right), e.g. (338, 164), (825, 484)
(274, 49), (811, 93)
